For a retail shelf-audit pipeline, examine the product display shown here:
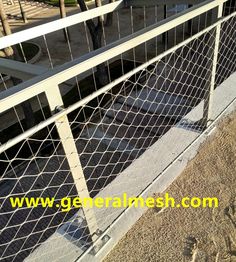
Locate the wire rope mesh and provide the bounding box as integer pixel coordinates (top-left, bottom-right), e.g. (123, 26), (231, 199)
(0, 1), (236, 261)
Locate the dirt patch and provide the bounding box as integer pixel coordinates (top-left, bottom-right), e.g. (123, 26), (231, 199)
(104, 112), (236, 262)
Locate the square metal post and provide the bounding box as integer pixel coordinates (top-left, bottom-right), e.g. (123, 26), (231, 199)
(45, 86), (99, 242)
(203, 2), (224, 126)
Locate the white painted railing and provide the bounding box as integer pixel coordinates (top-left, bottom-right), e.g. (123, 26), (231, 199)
(0, 0), (236, 261)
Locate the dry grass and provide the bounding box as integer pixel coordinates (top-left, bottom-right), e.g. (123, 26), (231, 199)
(104, 112), (236, 262)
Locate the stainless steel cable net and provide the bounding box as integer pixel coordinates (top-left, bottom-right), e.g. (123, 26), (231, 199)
(0, 2), (236, 262)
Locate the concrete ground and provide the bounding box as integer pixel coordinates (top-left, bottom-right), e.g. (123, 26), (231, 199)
(104, 112), (236, 262)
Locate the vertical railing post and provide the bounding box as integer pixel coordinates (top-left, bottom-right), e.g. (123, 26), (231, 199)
(18, 0), (27, 23)
(45, 85), (99, 242)
(203, 1), (224, 126)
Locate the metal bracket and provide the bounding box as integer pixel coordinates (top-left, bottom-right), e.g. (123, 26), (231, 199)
(91, 231), (111, 256)
(55, 105), (65, 113)
(60, 215), (110, 255)
(176, 118), (207, 133)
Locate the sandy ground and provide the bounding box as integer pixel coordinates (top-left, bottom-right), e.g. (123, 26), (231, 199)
(104, 112), (236, 262)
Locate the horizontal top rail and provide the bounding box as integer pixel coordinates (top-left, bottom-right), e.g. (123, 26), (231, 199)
(0, 0), (123, 50)
(1, 7), (235, 155)
(0, 0), (226, 114)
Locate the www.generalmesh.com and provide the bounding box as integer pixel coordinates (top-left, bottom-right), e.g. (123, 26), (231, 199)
(9, 193), (219, 212)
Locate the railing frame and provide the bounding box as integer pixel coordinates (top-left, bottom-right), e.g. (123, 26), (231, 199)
(0, 0), (230, 257)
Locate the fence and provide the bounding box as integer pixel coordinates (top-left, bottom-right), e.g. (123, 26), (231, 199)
(0, 0), (236, 261)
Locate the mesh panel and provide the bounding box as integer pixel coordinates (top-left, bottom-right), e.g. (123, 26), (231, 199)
(0, 3), (236, 262)
(72, 30), (215, 198)
(216, 15), (236, 86)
